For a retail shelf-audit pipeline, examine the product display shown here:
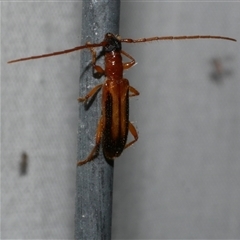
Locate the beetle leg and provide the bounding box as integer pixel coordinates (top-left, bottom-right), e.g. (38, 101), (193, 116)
(121, 50), (136, 70)
(78, 84), (102, 102)
(87, 42), (105, 76)
(124, 121), (138, 149)
(77, 117), (103, 166)
(129, 85), (140, 97)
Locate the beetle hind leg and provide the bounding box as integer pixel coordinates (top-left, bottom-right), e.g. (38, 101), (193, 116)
(77, 117), (103, 166)
(77, 144), (100, 166)
(124, 121), (139, 150)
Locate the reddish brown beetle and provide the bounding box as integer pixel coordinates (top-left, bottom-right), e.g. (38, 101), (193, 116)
(8, 33), (236, 165)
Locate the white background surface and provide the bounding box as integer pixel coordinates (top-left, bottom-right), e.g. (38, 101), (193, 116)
(2, 1), (240, 239)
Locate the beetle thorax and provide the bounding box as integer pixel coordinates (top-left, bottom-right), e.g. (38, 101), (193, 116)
(105, 51), (123, 79)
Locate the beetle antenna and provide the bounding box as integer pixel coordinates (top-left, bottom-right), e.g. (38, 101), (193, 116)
(8, 42), (104, 64)
(121, 35), (236, 44)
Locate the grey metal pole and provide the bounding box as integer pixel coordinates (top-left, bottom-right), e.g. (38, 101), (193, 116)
(75, 1), (120, 239)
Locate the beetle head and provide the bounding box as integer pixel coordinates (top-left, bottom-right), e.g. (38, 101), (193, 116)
(103, 33), (122, 52)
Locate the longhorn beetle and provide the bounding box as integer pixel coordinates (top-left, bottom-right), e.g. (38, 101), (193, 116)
(8, 33), (236, 166)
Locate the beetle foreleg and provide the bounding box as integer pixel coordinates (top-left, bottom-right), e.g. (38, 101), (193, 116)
(78, 84), (102, 103)
(87, 42), (105, 77)
(121, 50), (136, 70)
(124, 121), (139, 150)
(77, 117), (103, 166)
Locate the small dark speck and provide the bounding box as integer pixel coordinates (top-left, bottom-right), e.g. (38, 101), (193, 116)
(209, 57), (234, 83)
(20, 152), (28, 176)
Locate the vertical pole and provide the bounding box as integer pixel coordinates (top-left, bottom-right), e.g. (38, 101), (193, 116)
(75, 1), (120, 239)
